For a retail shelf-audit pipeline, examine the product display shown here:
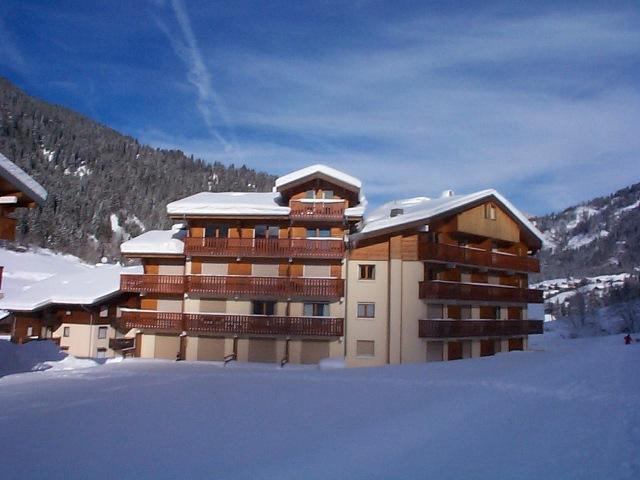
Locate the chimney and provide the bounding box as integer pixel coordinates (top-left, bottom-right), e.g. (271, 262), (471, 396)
(441, 189), (454, 198)
(390, 208), (404, 217)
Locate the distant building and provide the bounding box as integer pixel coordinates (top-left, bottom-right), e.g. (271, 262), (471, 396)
(118, 164), (544, 366)
(0, 266), (140, 358)
(0, 153), (48, 297)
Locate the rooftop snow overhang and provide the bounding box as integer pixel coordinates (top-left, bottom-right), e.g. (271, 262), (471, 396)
(166, 192), (290, 218)
(0, 153), (48, 207)
(351, 189), (544, 249)
(274, 164), (361, 195)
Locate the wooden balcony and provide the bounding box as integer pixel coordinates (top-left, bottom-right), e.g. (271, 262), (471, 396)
(119, 310), (343, 337)
(184, 313), (343, 337)
(419, 281), (544, 303)
(184, 237), (345, 259)
(419, 319), (544, 338)
(289, 200), (345, 222)
(187, 275), (344, 298)
(120, 311), (184, 332)
(120, 274), (186, 294)
(419, 243), (540, 273)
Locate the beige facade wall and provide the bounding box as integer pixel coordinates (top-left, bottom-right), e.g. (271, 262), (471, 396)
(158, 264), (185, 275)
(345, 259), (389, 367)
(157, 298), (182, 312)
(398, 261), (427, 364)
(201, 261), (228, 275)
(154, 334), (180, 359)
(53, 323), (116, 358)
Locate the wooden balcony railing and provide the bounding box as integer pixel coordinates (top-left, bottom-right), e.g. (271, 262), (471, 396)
(187, 275), (344, 298)
(109, 337), (135, 350)
(419, 319), (544, 338)
(120, 311), (184, 332)
(419, 281), (544, 303)
(184, 313), (344, 337)
(419, 243), (540, 273)
(119, 310), (343, 337)
(120, 274), (186, 294)
(0, 265), (3, 291)
(289, 200), (345, 222)
(184, 237), (345, 259)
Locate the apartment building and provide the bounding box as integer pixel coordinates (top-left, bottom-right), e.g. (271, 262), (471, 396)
(119, 165), (544, 366)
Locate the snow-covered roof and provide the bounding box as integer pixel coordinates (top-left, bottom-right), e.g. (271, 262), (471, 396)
(120, 224), (187, 255)
(0, 264), (142, 312)
(167, 192), (290, 217)
(353, 189), (545, 245)
(0, 153), (47, 206)
(274, 164), (361, 193)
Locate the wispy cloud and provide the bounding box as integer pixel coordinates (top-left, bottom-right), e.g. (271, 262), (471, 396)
(154, 0), (235, 152)
(0, 16), (28, 74)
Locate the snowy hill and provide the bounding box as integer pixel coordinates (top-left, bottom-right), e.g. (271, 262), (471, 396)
(0, 334), (638, 479)
(533, 181), (640, 280)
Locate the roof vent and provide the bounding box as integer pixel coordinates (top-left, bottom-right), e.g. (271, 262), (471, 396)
(390, 208), (404, 217)
(441, 189), (454, 198)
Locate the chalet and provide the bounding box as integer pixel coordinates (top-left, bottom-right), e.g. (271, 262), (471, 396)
(0, 266), (140, 358)
(0, 153), (48, 297)
(119, 165), (544, 366)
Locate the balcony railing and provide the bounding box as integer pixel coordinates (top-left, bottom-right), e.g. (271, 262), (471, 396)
(184, 237), (345, 259)
(419, 281), (544, 303)
(418, 319), (544, 338)
(289, 200), (345, 222)
(120, 274), (186, 294)
(120, 274), (344, 298)
(120, 311), (184, 332)
(187, 275), (344, 298)
(119, 310), (343, 337)
(419, 243), (540, 273)
(0, 265), (3, 291)
(185, 313), (343, 337)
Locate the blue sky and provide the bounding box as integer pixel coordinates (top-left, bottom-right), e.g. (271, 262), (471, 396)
(1, 0), (639, 215)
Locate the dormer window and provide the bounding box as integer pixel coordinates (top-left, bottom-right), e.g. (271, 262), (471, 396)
(323, 190), (333, 199)
(305, 190), (315, 199)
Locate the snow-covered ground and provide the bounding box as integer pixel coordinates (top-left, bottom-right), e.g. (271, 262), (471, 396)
(0, 334), (638, 479)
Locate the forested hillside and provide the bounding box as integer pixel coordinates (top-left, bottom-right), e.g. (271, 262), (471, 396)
(0, 77), (275, 261)
(533, 182), (640, 281)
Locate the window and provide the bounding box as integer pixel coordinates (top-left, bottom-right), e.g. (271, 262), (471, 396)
(98, 326), (108, 339)
(252, 301), (275, 316)
(26, 326), (33, 336)
(99, 306), (108, 318)
(65, 310), (71, 316)
(323, 190), (333, 199)
(305, 190), (315, 199)
(255, 225), (279, 239)
(307, 227), (331, 238)
(484, 203), (497, 220)
(205, 224), (229, 238)
(460, 306), (473, 320)
(427, 304), (444, 319)
(356, 340), (375, 357)
(60, 346), (69, 351)
(357, 303), (375, 318)
(63, 326), (70, 337)
(116, 307), (122, 319)
(303, 303), (329, 317)
(359, 264), (375, 280)
(428, 232), (440, 244)
(96, 348), (107, 359)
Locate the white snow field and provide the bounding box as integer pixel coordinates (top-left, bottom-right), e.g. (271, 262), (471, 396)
(1, 334), (638, 480)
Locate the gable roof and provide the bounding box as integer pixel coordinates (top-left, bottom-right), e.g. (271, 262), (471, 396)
(0, 153), (48, 206)
(352, 189), (545, 247)
(274, 164), (361, 193)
